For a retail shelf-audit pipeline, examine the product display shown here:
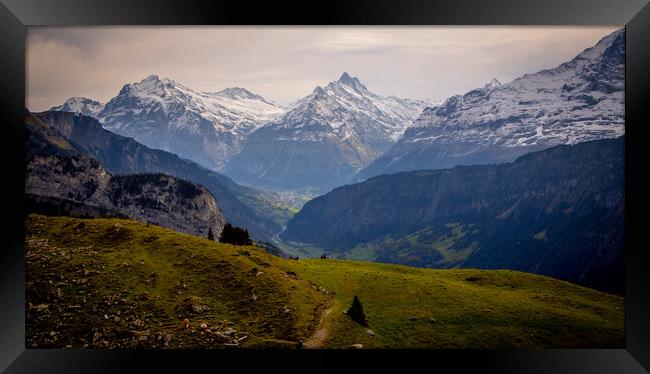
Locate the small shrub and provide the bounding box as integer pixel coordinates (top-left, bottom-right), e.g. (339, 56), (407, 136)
(346, 296), (368, 326)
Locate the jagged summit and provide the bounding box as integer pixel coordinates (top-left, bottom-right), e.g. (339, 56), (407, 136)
(335, 72), (368, 91)
(338, 72), (353, 81)
(484, 78), (502, 90)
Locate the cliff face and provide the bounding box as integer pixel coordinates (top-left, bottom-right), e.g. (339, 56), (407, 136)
(25, 113), (225, 238)
(107, 174), (225, 238)
(282, 137), (624, 294)
(33, 110), (282, 240)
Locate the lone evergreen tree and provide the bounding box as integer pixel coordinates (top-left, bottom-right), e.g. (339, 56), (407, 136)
(207, 227), (214, 241)
(219, 223), (253, 246)
(346, 296), (368, 326)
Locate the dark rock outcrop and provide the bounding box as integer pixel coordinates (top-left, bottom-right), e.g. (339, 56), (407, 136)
(32, 110), (283, 240)
(26, 113), (225, 238)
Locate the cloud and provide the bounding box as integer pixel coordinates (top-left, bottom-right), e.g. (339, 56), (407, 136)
(26, 26), (620, 111)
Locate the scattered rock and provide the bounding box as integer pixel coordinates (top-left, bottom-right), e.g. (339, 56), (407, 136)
(350, 343), (363, 349)
(366, 329), (375, 337)
(429, 318), (437, 323)
(181, 296), (210, 314)
(251, 294), (258, 301)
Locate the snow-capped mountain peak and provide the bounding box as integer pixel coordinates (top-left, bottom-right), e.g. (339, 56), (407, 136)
(50, 97), (105, 118)
(356, 28), (625, 181)
(226, 73), (433, 191)
(336, 72), (368, 92)
(215, 87), (263, 101)
(268, 72), (431, 145)
(73, 74), (288, 171)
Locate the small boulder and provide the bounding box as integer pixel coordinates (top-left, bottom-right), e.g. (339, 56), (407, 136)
(350, 343), (363, 349)
(366, 329), (375, 337)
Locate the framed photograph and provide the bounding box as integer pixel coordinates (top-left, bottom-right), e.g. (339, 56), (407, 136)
(1, 0), (649, 372)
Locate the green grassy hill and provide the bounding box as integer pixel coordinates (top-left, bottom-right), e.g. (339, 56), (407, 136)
(26, 214), (624, 349)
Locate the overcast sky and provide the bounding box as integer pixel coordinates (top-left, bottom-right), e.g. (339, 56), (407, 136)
(27, 26), (620, 111)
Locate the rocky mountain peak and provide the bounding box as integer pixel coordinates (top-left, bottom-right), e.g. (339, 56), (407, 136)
(216, 87), (262, 100)
(484, 78), (502, 90)
(336, 72), (368, 92)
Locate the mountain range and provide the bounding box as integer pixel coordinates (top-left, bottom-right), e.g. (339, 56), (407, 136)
(282, 137), (624, 294)
(226, 73), (431, 192)
(356, 28), (624, 181)
(50, 30), (624, 193)
(52, 75), (286, 171)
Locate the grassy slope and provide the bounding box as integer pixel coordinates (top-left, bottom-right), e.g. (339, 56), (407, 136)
(344, 223), (479, 265)
(25, 214), (329, 349)
(282, 260), (624, 348)
(26, 215), (624, 349)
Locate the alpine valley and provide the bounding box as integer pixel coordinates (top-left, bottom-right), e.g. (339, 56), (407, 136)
(282, 137), (625, 294)
(27, 27), (626, 349)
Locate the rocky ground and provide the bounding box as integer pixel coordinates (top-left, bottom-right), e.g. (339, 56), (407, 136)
(25, 216), (331, 349)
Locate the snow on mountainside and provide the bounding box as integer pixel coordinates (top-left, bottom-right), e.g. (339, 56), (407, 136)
(101, 75), (285, 135)
(273, 72), (431, 145)
(226, 72), (432, 192)
(356, 28), (625, 181)
(50, 97), (105, 118)
(53, 75), (286, 171)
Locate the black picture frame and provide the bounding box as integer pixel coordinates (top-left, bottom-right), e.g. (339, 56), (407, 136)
(1, 0), (649, 372)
